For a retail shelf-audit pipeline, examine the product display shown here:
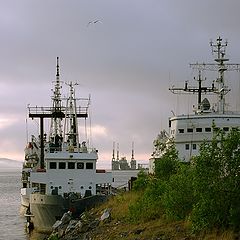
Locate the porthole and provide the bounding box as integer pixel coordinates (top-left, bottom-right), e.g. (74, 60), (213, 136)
(77, 162), (84, 169)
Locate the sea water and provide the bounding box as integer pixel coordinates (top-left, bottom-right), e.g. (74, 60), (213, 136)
(0, 171), (46, 240)
(0, 170), (141, 240)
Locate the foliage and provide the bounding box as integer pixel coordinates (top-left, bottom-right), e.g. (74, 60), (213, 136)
(129, 179), (165, 222)
(191, 128), (240, 232)
(48, 234), (59, 240)
(129, 141), (179, 222)
(154, 141), (179, 181)
(129, 128), (240, 233)
(162, 163), (195, 220)
(132, 170), (149, 191)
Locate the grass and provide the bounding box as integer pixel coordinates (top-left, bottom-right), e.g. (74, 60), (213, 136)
(87, 191), (237, 240)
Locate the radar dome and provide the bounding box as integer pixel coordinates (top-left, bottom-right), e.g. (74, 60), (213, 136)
(201, 98), (210, 110)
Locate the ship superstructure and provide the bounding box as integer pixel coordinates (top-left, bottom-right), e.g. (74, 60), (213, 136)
(150, 37), (240, 173)
(21, 58), (112, 232)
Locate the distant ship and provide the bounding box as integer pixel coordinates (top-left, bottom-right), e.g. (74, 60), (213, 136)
(111, 142), (147, 170)
(21, 58), (112, 232)
(150, 37), (240, 173)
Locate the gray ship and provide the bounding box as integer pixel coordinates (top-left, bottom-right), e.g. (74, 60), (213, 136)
(21, 58), (112, 233)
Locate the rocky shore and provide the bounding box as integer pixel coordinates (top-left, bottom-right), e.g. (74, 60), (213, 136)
(47, 191), (237, 240)
(48, 208), (112, 240)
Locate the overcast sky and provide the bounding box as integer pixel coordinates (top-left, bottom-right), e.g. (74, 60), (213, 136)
(1, 0), (240, 168)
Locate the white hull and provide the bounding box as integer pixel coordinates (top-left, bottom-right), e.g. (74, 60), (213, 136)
(20, 188), (30, 207)
(28, 193), (108, 233)
(29, 194), (66, 233)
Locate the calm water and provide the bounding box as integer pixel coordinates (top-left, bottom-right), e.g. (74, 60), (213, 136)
(0, 170), (141, 240)
(0, 171), (46, 240)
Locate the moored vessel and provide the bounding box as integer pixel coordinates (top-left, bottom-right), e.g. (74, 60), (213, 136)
(21, 58), (112, 232)
(150, 37), (240, 173)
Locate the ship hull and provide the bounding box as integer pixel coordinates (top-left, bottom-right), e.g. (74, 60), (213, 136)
(29, 193), (108, 233)
(29, 194), (66, 233)
(20, 188), (30, 208)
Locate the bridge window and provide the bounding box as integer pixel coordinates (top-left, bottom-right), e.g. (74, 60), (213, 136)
(86, 162), (93, 169)
(178, 129), (184, 133)
(59, 162), (66, 169)
(223, 127), (229, 132)
(205, 127), (211, 132)
(77, 162), (84, 169)
(68, 162), (75, 169)
(187, 128), (193, 133)
(49, 162), (57, 169)
(196, 128), (202, 132)
(213, 127), (220, 132)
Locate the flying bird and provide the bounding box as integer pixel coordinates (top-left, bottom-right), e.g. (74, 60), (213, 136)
(87, 20), (101, 27)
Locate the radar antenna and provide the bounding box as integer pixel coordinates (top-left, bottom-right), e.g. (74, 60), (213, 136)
(169, 70), (216, 112)
(190, 37), (240, 113)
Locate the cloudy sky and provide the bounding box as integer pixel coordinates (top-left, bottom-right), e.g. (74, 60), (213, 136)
(1, 0), (240, 168)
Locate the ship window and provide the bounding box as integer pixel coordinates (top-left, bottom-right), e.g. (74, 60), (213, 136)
(86, 162), (93, 169)
(178, 129), (184, 133)
(193, 144), (197, 150)
(77, 162), (84, 169)
(205, 127), (211, 132)
(196, 128), (202, 132)
(68, 162), (75, 169)
(187, 128), (193, 133)
(40, 183), (46, 194)
(223, 127), (229, 132)
(50, 162), (57, 169)
(59, 162), (66, 169)
(185, 144), (189, 150)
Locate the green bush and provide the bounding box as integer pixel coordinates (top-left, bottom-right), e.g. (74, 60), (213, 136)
(191, 128), (240, 231)
(162, 164), (195, 220)
(154, 143), (179, 181)
(129, 179), (165, 222)
(132, 170), (149, 191)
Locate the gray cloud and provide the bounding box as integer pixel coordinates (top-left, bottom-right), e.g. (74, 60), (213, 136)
(0, 0), (240, 167)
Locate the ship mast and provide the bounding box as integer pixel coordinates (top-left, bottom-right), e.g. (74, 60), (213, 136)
(49, 57), (63, 140)
(112, 142), (115, 161)
(190, 37), (240, 114)
(131, 141), (134, 161)
(64, 82), (80, 150)
(169, 70), (215, 112)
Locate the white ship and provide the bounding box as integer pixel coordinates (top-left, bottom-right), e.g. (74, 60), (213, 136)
(21, 58), (112, 232)
(150, 37), (240, 173)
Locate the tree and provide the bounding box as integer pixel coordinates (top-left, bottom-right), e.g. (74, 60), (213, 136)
(191, 128), (240, 231)
(162, 164), (195, 220)
(154, 140), (179, 181)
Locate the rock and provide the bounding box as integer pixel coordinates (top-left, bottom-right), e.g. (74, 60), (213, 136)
(61, 211), (72, 224)
(51, 211), (73, 238)
(100, 208), (111, 222)
(65, 220), (79, 234)
(52, 220), (62, 230)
